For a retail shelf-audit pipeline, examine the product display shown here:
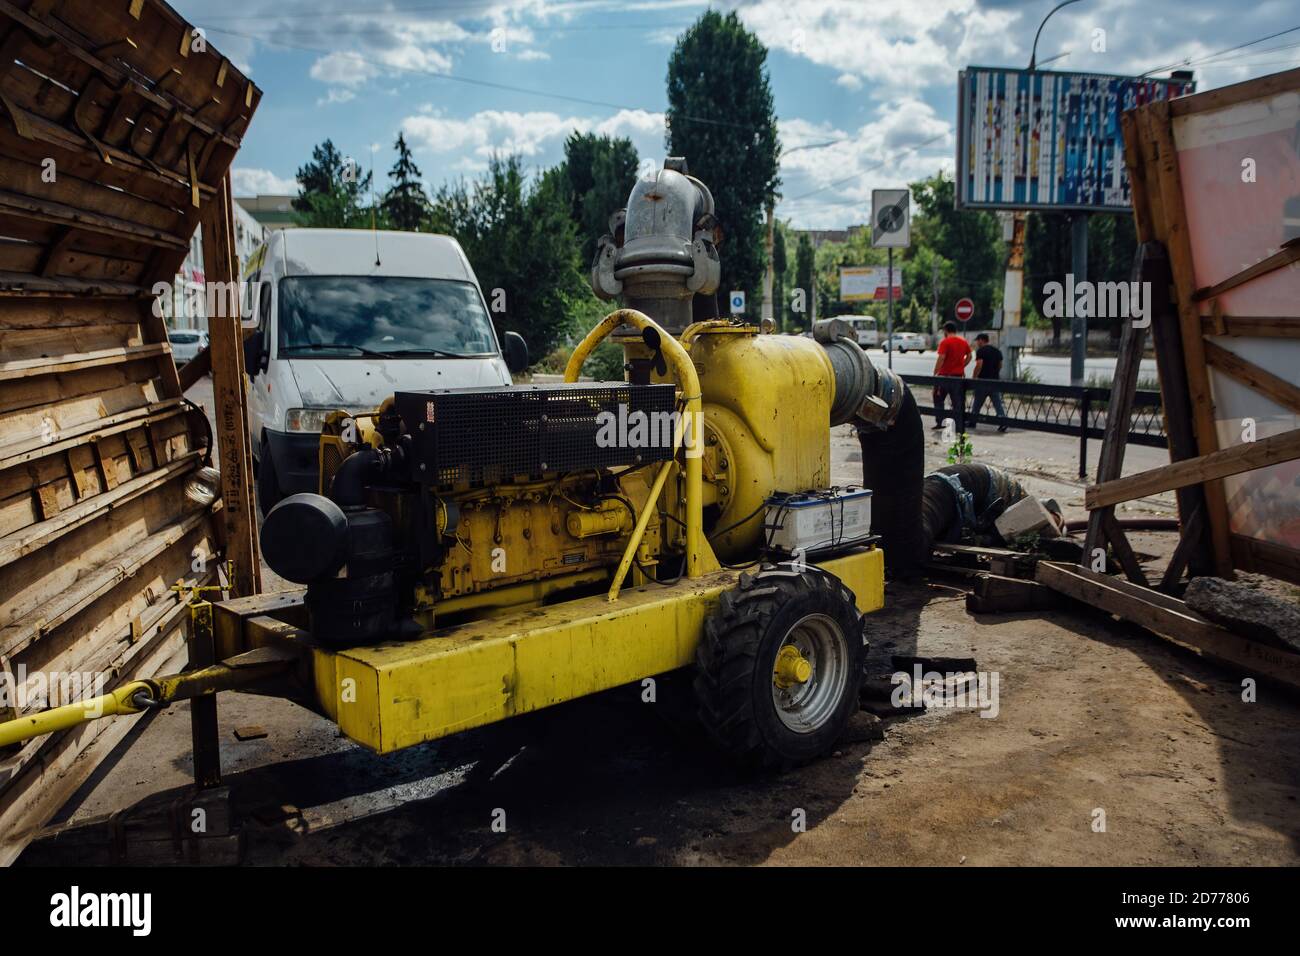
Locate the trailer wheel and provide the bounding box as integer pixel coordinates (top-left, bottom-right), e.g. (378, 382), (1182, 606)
(694, 566), (865, 770)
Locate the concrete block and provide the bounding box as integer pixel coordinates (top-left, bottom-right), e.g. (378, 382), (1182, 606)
(995, 496), (1059, 542)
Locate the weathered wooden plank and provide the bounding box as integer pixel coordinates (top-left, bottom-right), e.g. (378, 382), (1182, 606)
(0, 342), (169, 379)
(1203, 339), (1300, 417)
(0, 400), (183, 472)
(0, 451), (197, 566)
(0, 508), (209, 660)
(1145, 102), (1233, 573)
(1086, 429), (1300, 510)
(0, 187), (187, 249)
(1199, 316), (1300, 338)
(1169, 65), (1300, 117)
(201, 171), (260, 595)
(0, 268), (151, 296)
(0, 296), (149, 330)
(1036, 561), (1300, 690)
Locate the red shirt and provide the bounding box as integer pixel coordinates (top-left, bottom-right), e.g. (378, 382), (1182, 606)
(936, 335), (972, 376)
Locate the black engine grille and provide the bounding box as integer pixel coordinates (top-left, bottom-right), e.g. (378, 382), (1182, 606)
(395, 383), (679, 486)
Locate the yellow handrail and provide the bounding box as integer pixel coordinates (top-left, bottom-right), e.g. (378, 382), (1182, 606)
(565, 309), (717, 585)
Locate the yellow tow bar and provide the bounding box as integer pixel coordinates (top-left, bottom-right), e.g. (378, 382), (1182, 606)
(0, 650), (299, 750)
(0, 680), (157, 749)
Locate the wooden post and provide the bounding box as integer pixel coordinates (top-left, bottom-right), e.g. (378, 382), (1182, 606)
(1144, 102), (1233, 576)
(1120, 111), (1213, 584)
(200, 173), (261, 597)
(1081, 241), (1150, 586)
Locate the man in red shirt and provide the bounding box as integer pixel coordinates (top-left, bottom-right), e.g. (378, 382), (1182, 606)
(932, 322), (972, 429)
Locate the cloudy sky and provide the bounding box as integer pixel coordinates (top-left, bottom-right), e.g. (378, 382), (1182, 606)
(174, 0), (1300, 229)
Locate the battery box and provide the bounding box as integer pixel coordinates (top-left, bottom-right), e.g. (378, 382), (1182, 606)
(764, 487), (874, 556)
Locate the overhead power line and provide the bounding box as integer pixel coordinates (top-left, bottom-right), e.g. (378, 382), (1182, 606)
(1140, 24), (1300, 76)
(200, 25), (754, 132)
(780, 131), (949, 206)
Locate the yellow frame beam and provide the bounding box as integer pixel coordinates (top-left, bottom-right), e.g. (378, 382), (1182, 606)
(310, 548), (884, 754)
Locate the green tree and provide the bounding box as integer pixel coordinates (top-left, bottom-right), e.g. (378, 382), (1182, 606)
(911, 171), (1002, 330)
(902, 245), (955, 338)
(381, 132), (431, 231)
(666, 10), (780, 304)
(428, 155), (589, 358)
(559, 132), (640, 266)
(1088, 213), (1138, 341)
(293, 139), (374, 228)
(1025, 211), (1071, 345)
(1025, 211), (1137, 345)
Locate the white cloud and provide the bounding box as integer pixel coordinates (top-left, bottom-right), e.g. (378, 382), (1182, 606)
(776, 99), (953, 229)
(309, 51), (378, 88)
(230, 167), (298, 197)
(736, 0), (1019, 97)
(401, 107), (666, 170)
(835, 73), (863, 91)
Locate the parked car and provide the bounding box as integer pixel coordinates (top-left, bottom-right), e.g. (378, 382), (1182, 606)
(167, 328), (207, 365)
(883, 331), (927, 354)
(241, 228), (529, 516)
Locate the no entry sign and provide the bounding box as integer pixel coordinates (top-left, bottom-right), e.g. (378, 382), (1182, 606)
(955, 298), (975, 322)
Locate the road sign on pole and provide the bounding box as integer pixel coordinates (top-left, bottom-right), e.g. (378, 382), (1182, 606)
(886, 248), (895, 369)
(871, 189), (910, 249)
(729, 291), (745, 315)
(955, 298), (975, 323)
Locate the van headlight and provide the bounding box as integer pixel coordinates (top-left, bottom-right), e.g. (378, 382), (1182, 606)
(285, 408), (332, 433)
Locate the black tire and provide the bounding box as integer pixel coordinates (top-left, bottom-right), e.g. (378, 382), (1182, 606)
(693, 566), (866, 771)
(257, 436), (282, 518)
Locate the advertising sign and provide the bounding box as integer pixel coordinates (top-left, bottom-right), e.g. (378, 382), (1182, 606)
(956, 67), (1194, 211)
(840, 266), (901, 302)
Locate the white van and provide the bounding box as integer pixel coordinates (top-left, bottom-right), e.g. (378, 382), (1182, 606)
(242, 229), (527, 513)
(842, 316), (879, 349)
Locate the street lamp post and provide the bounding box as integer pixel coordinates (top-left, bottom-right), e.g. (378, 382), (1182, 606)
(1029, 0), (1085, 72)
(1030, 0), (1089, 384)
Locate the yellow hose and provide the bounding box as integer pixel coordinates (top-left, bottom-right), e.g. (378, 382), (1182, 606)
(564, 309), (717, 584)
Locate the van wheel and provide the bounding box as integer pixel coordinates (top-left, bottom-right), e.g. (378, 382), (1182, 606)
(693, 566), (865, 771)
(257, 437), (282, 517)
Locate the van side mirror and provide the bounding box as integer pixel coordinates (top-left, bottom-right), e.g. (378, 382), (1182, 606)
(243, 329), (266, 374)
(502, 331), (529, 374)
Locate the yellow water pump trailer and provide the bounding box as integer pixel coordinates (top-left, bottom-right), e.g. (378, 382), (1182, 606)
(0, 160), (917, 775)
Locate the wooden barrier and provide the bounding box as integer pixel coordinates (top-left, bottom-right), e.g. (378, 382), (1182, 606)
(0, 0), (259, 864)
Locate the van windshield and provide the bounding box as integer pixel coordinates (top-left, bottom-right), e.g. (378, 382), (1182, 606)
(277, 276), (497, 358)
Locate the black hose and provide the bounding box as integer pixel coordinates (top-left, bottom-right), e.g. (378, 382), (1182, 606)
(858, 387), (926, 574)
(919, 463), (1029, 554)
(330, 448), (381, 508)
(1064, 517), (1178, 533)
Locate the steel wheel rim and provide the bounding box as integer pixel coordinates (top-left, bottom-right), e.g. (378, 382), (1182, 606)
(771, 612), (848, 734)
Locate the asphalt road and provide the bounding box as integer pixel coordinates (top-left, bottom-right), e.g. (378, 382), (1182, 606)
(865, 347), (1158, 387)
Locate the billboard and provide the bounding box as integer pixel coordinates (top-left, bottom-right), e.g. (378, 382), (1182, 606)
(956, 67), (1194, 212)
(840, 266), (900, 302)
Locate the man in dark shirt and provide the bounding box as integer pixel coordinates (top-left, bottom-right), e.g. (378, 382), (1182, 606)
(970, 333), (1008, 432)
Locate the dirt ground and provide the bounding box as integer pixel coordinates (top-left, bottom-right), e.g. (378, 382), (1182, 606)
(20, 381), (1300, 866)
